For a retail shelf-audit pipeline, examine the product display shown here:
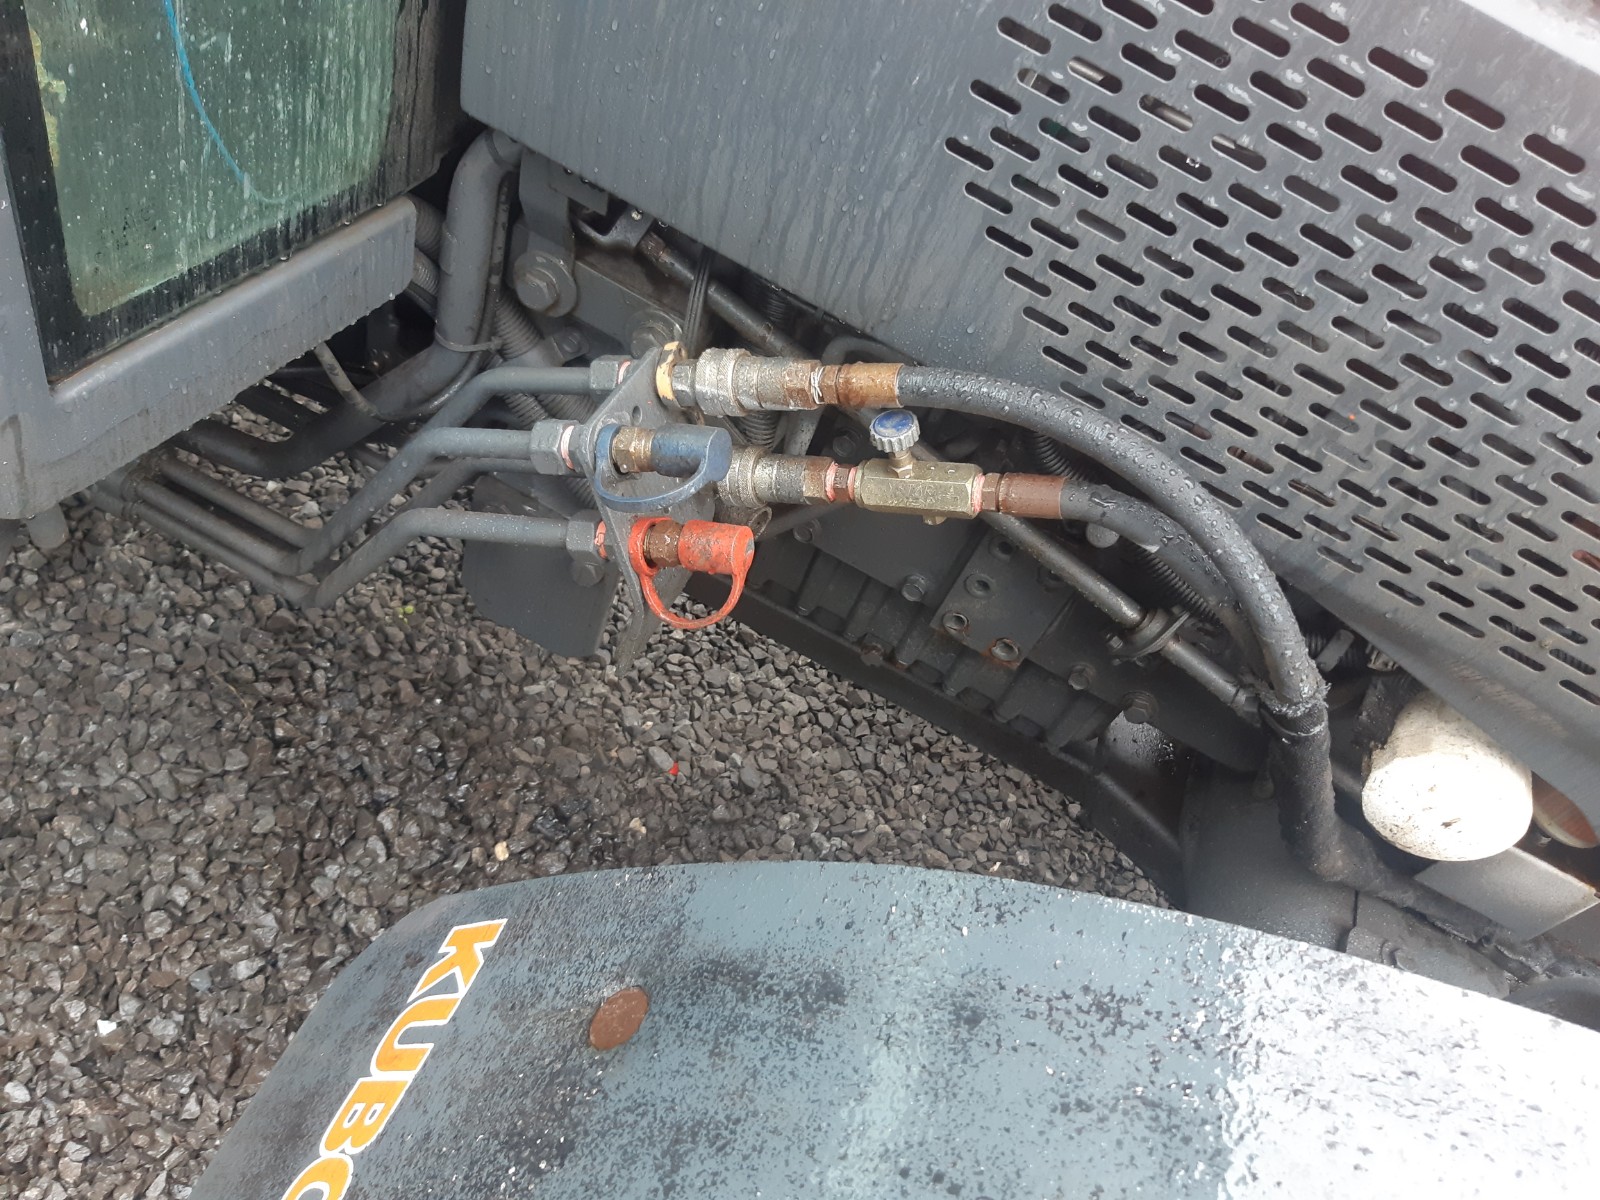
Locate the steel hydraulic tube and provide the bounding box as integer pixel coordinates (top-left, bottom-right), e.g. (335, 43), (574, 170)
(161, 365), (594, 579)
(362, 133), (523, 420)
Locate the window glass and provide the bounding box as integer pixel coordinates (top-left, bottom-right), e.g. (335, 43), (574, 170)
(25, 0), (397, 315)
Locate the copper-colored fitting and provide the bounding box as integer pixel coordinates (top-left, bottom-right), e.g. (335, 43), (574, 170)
(981, 472), (1068, 520)
(655, 341), (686, 401)
(816, 362), (903, 409)
(639, 520), (683, 569)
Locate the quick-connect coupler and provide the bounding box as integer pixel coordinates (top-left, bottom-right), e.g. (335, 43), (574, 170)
(656, 345), (902, 416)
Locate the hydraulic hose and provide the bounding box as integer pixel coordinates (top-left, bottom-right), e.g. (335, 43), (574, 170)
(1054, 480), (1256, 663)
(178, 145), (524, 480)
(175, 402), (385, 480)
(888, 367), (1385, 893)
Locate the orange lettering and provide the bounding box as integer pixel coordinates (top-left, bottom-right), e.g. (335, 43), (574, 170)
(280, 1153), (352, 1200)
(320, 1076), (409, 1156)
(410, 919), (506, 999)
(371, 993), (459, 1076)
(286, 918), (506, 1193)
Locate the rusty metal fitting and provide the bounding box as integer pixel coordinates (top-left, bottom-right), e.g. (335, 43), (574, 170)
(628, 517), (756, 632)
(854, 458), (984, 521)
(980, 472), (1068, 520)
(638, 519), (682, 569)
(816, 361), (903, 408)
(719, 445), (858, 509)
(666, 348), (902, 416)
(608, 426), (656, 475)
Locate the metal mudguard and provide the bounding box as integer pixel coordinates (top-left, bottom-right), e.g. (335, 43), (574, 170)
(193, 862), (1597, 1198)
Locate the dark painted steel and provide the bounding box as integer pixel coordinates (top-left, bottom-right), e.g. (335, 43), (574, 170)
(193, 862), (1600, 1198)
(0, 199), (414, 519)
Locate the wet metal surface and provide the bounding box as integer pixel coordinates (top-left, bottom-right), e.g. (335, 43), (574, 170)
(588, 987), (651, 1052)
(193, 862), (1600, 1198)
(460, 0), (1600, 821)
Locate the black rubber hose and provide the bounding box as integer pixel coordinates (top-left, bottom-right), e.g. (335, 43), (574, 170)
(900, 371), (1316, 707)
(174, 404), (383, 480)
(362, 133), (521, 420)
(1055, 481), (1257, 663)
(893, 368), (1383, 891)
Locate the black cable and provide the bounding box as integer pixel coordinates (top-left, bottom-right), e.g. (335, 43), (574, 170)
(682, 247), (714, 356)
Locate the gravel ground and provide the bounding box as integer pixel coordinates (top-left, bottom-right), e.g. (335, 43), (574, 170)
(0, 483), (1159, 1198)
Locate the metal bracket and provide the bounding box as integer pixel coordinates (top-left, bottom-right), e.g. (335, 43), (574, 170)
(1109, 609), (1191, 664)
(578, 350), (713, 664)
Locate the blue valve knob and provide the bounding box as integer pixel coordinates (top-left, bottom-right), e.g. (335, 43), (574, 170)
(869, 410), (920, 456)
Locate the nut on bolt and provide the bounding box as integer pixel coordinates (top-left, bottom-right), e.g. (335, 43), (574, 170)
(1121, 691), (1158, 725)
(900, 574), (929, 603)
(528, 420), (580, 475)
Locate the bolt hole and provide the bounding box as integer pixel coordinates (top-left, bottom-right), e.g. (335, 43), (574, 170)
(630, 405), (643, 423)
(943, 611), (970, 634)
(966, 574), (995, 598)
(992, 638), (1021, 662)
(993, 539), (1017, 559)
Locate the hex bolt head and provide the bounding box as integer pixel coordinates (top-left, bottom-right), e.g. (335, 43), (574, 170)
(517, 267), (561, 312)
(1121, 691), (1158, 725)
(1066, 665), (1094, 691)
(900, 574), (930, 603)
(553, 329), (588, 360)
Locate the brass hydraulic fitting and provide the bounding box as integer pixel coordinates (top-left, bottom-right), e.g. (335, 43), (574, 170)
(854, 458), (984, 521)
(663, 347), (902, 416)
(607, 426), (656, 475)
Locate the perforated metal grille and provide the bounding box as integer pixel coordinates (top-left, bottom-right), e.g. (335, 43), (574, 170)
(951, 0), (1600, 715)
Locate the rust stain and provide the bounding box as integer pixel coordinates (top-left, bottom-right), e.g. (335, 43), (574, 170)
(983, 472), (1066, 519)
(817, 362), (902, 408)
(589, 986), (650, 1051)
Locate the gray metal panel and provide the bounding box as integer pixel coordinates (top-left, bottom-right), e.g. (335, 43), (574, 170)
(461, 0), (1600, 815)
(1420, 845), (1600, 939)
(192, 862), (1599, 1198)
(0, 199), (415, 519)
